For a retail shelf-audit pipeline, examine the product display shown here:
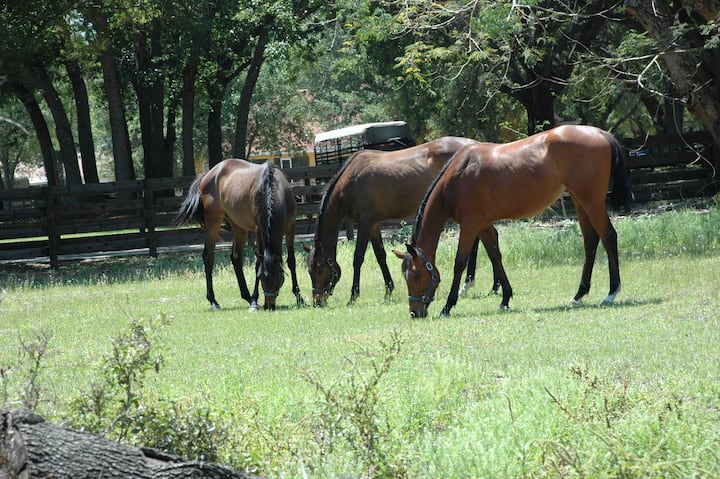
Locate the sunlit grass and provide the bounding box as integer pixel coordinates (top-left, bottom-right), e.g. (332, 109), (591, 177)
(1, 206), (719, 477)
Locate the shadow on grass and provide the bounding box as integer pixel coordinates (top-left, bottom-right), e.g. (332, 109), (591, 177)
(529, 297), (664, 314)
(0, 252), (213, 289)
(419, 296), (664, 320)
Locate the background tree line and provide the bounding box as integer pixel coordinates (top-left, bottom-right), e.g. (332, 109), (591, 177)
(1, 0), (719, 189)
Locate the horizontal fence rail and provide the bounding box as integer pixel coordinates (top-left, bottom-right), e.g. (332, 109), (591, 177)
(1, 133), (718, 266)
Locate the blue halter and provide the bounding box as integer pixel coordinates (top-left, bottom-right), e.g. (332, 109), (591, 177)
(407, 248), (440, 305)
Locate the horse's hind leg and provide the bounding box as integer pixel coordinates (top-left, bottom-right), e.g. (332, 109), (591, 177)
(369, 226), (394, 301)
(601, 220), (621, 304)
(202, 219), (223, 309)
(203, 243), (220, 309)
(230, 228), (257, 309)
(572, 199), (621, 305)
(475, 225), (512, 309)
(461, 226), (502, 296)
(286, 224), (305, 306)
(571, 205), (600, 305)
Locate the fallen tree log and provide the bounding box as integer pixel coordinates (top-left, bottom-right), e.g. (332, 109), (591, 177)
(0, 409), (262, 479)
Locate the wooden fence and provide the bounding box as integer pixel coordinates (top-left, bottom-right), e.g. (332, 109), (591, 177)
(1, 133), (718, 266)
(0, 164), (339, 267)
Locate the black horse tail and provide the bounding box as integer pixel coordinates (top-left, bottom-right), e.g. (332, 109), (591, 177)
(604, 131), (635, 211)
(175, 173), (206, 226)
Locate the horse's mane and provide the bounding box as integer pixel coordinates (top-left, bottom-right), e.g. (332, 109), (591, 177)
(411, 149), (459, 246)
(315, 153), (359, 240)
(256, 162), (277, 256)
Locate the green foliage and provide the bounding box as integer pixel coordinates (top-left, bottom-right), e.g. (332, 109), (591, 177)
(0, 328), (52, 412)
(303, 329), (408, 478)
(69, 314), (169, 440)
(64, 312), (245, 464)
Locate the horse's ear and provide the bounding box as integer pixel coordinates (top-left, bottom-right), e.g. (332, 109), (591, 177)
(391, 249), (406, 260)
(302, 242), (311, 253)
(406, 244), (418, 258)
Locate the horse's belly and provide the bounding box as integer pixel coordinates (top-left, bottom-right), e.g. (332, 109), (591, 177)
(493, 184), (565, 220)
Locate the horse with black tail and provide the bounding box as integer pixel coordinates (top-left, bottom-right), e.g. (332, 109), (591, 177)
(393, 125), (634, 318)
(176, 159), (305, 311)
(305, 137), (506, 307)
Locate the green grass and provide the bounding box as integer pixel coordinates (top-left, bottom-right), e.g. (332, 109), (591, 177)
(1, 207), (720, 478)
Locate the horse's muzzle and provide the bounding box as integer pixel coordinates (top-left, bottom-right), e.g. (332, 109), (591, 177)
(312, 292), (329, 307)
(409, 303), (428, 318)
(263, 296), (277, 311)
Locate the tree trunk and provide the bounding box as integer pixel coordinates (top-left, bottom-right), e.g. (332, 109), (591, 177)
(0, 409), (262, 479)
(134, 21), (169, 179)
(101, 48), (136, 182)
(90, 9), (136, 182)
(166, 102), (178, 177)
(233, 29), (269, 159)
(180, 5), (218, 176)
(1, 145), (12, 190)
(625, 0), (720, 149)
(521, 83), (557, 134)
(9, 82), (59, 186)
(207, 90), (225, 168)
(181, 45), (201, 176)
(30, 59), (83, 186)
(66, 58), (100, 184)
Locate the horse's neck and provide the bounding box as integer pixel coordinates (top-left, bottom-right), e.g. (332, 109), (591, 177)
(316, 192), (344, 258)
(414, 198), (449, 262)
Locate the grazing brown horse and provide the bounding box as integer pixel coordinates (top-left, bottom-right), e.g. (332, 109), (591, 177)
(305, 136), (505, 307)
(393, 125), (634, 318)
(176, 159), (304, 311)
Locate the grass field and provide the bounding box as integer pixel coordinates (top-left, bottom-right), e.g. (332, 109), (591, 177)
(1, 206), (720, 478)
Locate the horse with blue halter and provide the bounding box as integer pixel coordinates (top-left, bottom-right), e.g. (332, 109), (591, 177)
(393, 125), (634, 318)
(305, 137), (505, 307)
(176, 159), (304, 311)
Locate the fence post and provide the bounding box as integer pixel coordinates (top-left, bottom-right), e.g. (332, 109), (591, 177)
(144, 180), (157, 258)
(713, 138), (720, 196)
(45, 186), (60, 268)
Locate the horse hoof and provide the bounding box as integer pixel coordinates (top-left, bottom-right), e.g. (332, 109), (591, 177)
(459, 280), (475, 297)
(600, 296), (616, 306)
(568, 299), (582, 308)
(211, 303), (221, 310)
(498, 304), (511, 312)
(601, 285), (620, 306)
(248, 303), (259, 312)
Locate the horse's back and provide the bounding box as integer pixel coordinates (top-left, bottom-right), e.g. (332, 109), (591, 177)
(333, 137), (478, 220)
(441, 125), (615, 221)
(201, 159), (265, 230)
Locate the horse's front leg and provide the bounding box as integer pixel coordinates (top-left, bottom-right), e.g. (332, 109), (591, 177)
(247, 252), (261, 312)
(230, 229), (256, 309)
(459, 236), (479, 296)
(285, 227), (305, 306)
(441, 230), (477, 316)
(369, 226), (394, 301)
(348, 223), (371, 305)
